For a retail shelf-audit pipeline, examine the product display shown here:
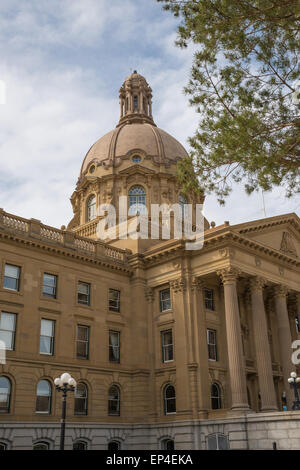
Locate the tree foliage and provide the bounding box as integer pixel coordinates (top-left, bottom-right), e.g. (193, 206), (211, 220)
(157, 0), (300, 203)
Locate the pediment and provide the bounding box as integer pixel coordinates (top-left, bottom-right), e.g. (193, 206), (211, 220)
(232, 213), (300, 258)
(118, 165), (156, 176)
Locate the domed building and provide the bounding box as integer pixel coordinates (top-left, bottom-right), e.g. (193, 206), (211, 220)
(0, 73), (300, 450)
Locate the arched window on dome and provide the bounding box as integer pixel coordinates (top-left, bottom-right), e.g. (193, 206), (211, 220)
(128, 186), (147, 216)
(179, 194), (188, 219)
(86, 195), (96, 222)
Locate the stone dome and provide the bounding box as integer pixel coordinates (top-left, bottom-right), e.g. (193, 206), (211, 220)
(80, 71), (188, 175)
(80, 122), (188, 175)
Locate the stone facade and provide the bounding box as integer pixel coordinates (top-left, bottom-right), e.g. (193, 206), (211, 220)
(0, 72), (300, 450)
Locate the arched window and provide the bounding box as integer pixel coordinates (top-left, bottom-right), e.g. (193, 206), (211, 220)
(108, 385), (120, 416)
(178, 194), (188, 219)
(36, 380), (51, 413)
(33, 441), (49, 450)
(128, 185), (147, 216)
(0, 442), (7, 450)
(164, 384), (176, 415)
(86, 195), (96, 222)
(206, 433), (229, 450)
(74, 383), (88, 415)
(211, 383), (222, 410)
(133, 95), (138, 111)
(73, 440), (87, 450)
(108, 440), (121, 451)
(0, 377), (11, 413)
(161, 438), (174, 450)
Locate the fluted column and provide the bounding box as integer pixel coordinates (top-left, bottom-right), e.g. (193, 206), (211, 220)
(218, 267), (249, 412)
(249, 277), (278, 411)
(273, 285), (294, 409)
(145, 287), (157, 418)
(191, 277), (210, 417)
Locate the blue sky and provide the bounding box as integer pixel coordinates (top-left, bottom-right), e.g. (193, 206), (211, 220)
(0, 0), (298, 229)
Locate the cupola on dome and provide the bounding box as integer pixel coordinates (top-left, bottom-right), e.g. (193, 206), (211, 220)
(80, 71), (188, 175)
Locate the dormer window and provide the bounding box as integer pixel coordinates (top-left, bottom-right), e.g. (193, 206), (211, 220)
(86, 195), (96, 222)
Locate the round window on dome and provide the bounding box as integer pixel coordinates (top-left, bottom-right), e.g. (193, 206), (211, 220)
(132, 155), (142, 163)
(89, 165), (95, 174)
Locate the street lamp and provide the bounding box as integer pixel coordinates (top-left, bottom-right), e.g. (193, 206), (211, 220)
(54, 372), (77, 450)
(288, 372), (300, 411)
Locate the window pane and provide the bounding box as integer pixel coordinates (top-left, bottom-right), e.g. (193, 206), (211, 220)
(43, 274), (56, 286)
(3, 277), (18, 290)
(78, 283), (89, 294)
(76, 342), (88, 358)
(36, 395), (50, 413)
(0, 313), (15, 331)
(40, 336), (51, 354)
(165, 386), (175, 399)
(41, 320), (54, 337)
(0, 331), (13, 350)
(33, 442), (49, 450)
(4, 265), (19, 278)
(77, 326), (88, 341)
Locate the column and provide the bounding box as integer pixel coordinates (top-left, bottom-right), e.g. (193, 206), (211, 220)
(170, 278), (191, 414)
(145, 287), (157, 418)
(191, 277), (210, 417)
(218, 267), (249, 412)
(273, 285), (294, 409)
(249, 277), (278, 411)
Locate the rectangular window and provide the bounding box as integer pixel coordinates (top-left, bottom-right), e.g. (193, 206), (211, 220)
(42, 273), (57, 298)
(76, 325), (89, 359)
(296, 316), (300, 334)
(77, 281), (90, 306)
(3, 264), (20, 291)
(204, 288), (214, 310)
(40, 319), (55, 355)
(160, 288), (171, 312)
(109, 289), (120, 312)
(207, 329), (217, 361)
(0, 312), (16, 350)
(161, 330), (173, 363)
(109, 330), (120, 363)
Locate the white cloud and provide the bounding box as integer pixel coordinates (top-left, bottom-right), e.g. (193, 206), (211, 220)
(0, 0), (298, 231)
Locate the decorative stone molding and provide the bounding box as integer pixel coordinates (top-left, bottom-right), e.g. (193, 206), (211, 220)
(191, 277), (203, 292)
(280, 231), (298, 257)
(279, 266), (284, 276)
(219, 248), (235, 259)
(170, 278), (186, 293)
(145, 287), (154, 303)
(254, 256), (262, 267)
(273, 284), (289, 299)
(217, 267), (241, 284)
(249, 276), (267, 291)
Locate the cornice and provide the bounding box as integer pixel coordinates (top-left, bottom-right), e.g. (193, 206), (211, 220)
(142, 230), (300, 269)
(0, 230), (132, 276)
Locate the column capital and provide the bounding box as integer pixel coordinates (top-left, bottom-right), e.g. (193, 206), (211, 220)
(191, 277), (204, 292)
(145, 287), (154, 303)
(273, 284), (289, 299)
(217, 266), (241, 285)
(170, 277), (186, 293)
(249, 276), (267, 292)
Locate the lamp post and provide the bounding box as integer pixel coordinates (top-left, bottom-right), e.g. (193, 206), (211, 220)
(54, 372), (77, 450)
(288, 372), (300, 411)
